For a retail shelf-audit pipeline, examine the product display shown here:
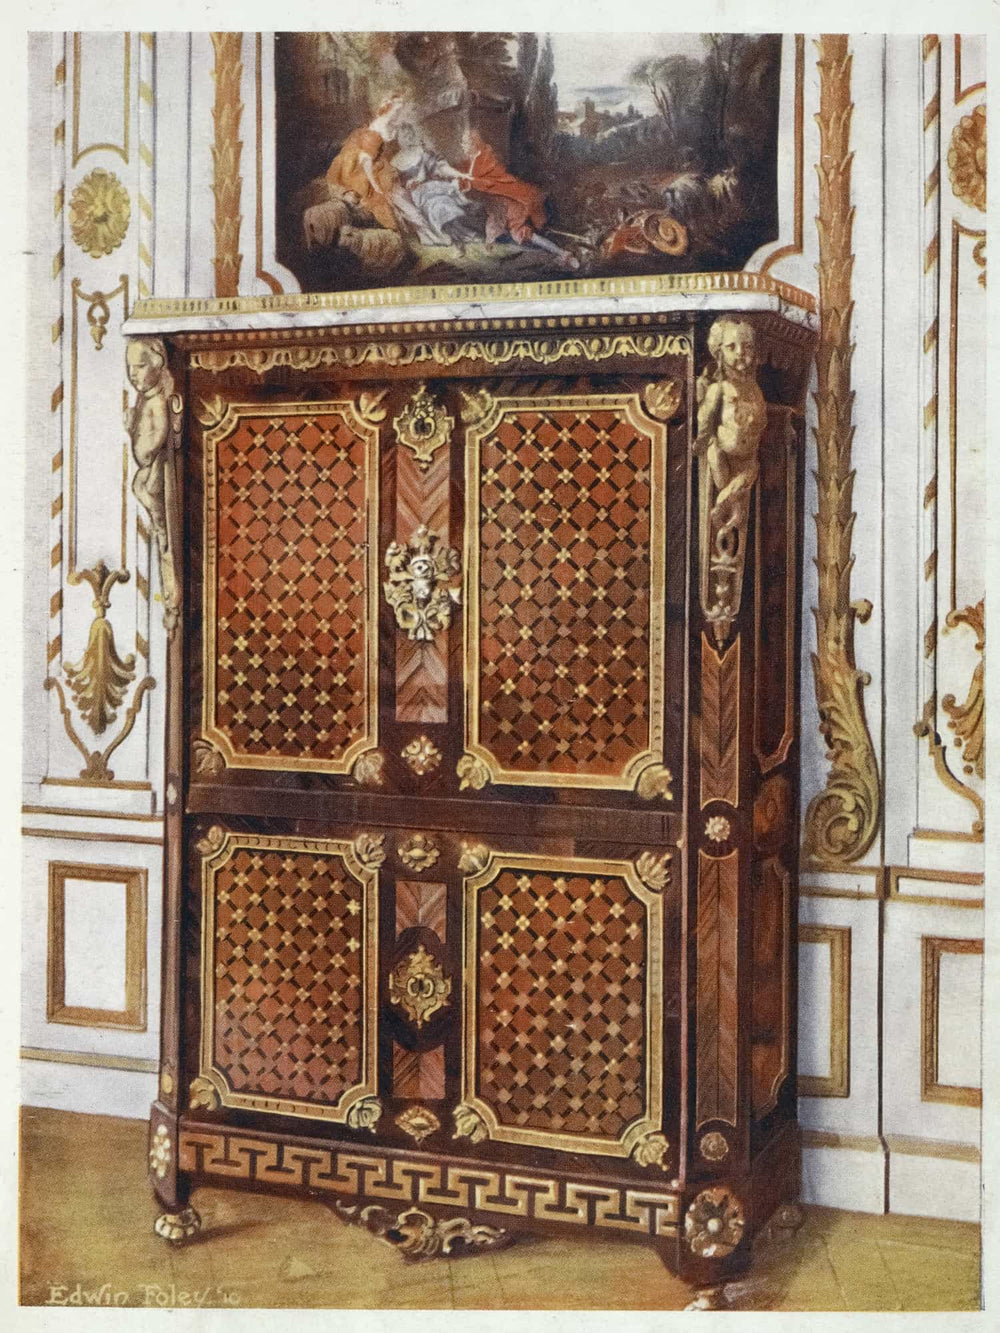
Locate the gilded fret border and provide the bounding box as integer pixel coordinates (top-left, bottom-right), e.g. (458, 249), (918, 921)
(197, 830), (380, 1122)
(200, 399), (380, 774)
(178, 1129), (680, 1238)
(463, 391), (668, 793)
(460, 850), (664, 1158)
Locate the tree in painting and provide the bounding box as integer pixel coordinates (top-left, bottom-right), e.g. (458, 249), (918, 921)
(274, 31), (781, 294)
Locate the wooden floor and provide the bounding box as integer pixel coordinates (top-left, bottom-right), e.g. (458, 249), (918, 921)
(19, 1106), (982, 1311)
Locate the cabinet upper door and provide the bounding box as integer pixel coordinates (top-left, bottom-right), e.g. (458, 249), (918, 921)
(186, 362), (690, 830)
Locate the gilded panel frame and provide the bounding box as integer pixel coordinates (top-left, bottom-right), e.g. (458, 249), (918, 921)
(200, 398), (380, 774)
(461, 849), (664, 1158)
(46, 861), (148, 1031)
(196, 830), (380, 1122)
(462, 390), (669, 792)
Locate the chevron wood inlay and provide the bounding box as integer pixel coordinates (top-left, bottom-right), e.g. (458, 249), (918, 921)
(392, 1043), (446, 1100)
(700, 635), (741, 808)
(395, 442), (450, 723)
(395, 880), (447, 938)
(696, 850), (739, 1128)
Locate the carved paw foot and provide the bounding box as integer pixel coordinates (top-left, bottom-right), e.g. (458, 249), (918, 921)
(154, 1206), (202, 1244)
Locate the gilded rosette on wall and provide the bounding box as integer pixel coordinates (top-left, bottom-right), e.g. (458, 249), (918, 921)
(802, 35), (881, 866)
(947, 103), (986, 213)
(694, 319), (766, 646)
(384, 525), (461, 642)
(69, 168), (130, 257)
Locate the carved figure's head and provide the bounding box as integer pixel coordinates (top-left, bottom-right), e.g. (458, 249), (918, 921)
(409, 553), (435, 604)
(126, 337), (167, 394)
(707, 319), (756, 378)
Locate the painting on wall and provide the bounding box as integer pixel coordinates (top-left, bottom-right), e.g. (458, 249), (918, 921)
(274, 31), (782, 295)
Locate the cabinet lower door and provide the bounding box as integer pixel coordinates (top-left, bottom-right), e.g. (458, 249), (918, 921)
(189, 821), (674, 1176)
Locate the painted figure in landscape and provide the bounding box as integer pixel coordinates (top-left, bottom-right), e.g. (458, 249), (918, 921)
(276, 31), (781, 293)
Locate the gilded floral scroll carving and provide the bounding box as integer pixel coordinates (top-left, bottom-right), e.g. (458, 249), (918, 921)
(384, 526), (461, 642)
(802, 35), (881, 867)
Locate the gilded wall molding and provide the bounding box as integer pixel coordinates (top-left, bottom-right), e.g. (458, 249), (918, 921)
(802, 35), (881, 867)
(46, 862), (148, 1031)
(797, 924), (851, 1099)
(920, 935), (982, 1107)
(210, 33), (244, 298)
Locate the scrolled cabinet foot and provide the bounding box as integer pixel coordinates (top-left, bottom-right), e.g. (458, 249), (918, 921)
(153, 1206), (202, 1245)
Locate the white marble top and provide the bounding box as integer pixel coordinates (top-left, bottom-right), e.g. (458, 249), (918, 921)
(122, 280), (818, 339)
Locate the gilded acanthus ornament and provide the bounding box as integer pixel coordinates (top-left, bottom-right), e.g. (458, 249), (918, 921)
(191, 738), (226, 776)
(63, 562), (136, 733)
(453, 1103), (489, 1144)
(69, 168), (131, 257)
(398, 834), (440, 873)
(684, 1187), (745, 1259)
(393, 382), (454, 470)
(401, 735), (442, 776)
(352, 749), (385, 787)
(642, 378), (683, 421)
(384, 525), (461, 642)
(389, 945), (452, 1028)
(694, 318), (767, 647)
(188, 1076), (220, 1111)
(947, 103), (986, 213)
(457, 754), (490, 791)
(457, 842), (492, 876)
(334, 1202), (509, 1261)
(635, 851), (672, 892)
(346, 1096), (383, 1133)
(149, 1124), (172, 1180)
(632, 1132), (671, 1171)
(394, 1105), (441, 1144)
(353, 832), (387, 870)
(195, 825), (227, 857)
(942, 599), (985, 780)
(126, 337), (184, 634)
(459, 386), (494, 425)
(636, 764), (674, 802)
(803, 35), (881, 867)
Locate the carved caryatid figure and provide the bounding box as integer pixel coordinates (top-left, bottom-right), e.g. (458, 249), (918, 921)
(693, 318), (767, 645)
(125, 337), (183, 632)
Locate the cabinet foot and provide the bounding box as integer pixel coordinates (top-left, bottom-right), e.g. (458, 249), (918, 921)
(154, 1206), (202, 1245)
(333, 1201), (513, 1262)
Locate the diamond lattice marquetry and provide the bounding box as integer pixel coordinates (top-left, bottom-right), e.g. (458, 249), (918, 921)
(213, 846), (365, 1105)
(478, 409), (653, 777)
(477, 867), (648, 1139)
(213, 413), (371, 765)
